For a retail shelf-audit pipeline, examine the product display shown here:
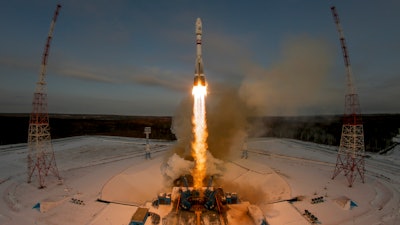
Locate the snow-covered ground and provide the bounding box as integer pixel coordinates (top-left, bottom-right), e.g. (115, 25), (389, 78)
(0, 136), (399, 224)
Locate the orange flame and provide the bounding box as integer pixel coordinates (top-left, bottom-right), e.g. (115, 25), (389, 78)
(191, 84), (208, 188)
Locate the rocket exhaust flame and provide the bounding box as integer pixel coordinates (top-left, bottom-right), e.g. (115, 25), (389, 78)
(192, 84), (208, 188)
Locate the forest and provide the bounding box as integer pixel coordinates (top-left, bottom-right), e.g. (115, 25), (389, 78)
(1, 113), (399, 153)
(260, 114), (400, 152)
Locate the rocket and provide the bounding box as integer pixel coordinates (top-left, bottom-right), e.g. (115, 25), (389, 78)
(194, 18), (206, 86)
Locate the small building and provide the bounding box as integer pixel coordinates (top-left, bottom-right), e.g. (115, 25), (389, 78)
(129, 207), (149, 225)
(334, 196), (358, 210)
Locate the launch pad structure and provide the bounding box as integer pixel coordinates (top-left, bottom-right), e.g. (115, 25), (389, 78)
(330, 6), (366, 188)
(143, 175), (266, 225)
(170, 176), (228, 225)
(27, 4), (62, 188)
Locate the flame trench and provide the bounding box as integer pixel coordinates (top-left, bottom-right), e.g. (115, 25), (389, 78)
(191, 84), (208, 188)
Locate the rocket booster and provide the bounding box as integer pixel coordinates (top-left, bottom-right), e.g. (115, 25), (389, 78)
(194, 18), (206, 86)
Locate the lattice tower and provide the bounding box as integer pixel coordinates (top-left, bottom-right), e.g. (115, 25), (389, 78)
(27, 4), (62, 188)
(330, 6), (365, 187)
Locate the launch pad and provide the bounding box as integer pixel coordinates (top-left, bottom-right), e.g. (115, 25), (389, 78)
(159, 186), (229, 225)
(142, 175), (266, 225)
(165, 176), (231, 224)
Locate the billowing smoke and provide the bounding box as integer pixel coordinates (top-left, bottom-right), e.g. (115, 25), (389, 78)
(206, 84), (258, 159)
(162, 86), (252, 185)
(163, 35), (333, 186)
(161, 153), (193, 183)
(161, 151), (224, 187)
(215, 179), (270, 205)
(239, 35), (334, 115)
(169, 84), (258, 161)
(169, 95), (193, 158)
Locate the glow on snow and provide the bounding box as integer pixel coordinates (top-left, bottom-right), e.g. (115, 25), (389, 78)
(191, 84), (208, 188)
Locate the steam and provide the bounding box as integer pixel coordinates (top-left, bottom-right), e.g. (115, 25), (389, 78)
(161, 153), (193, 183)
(161, 152), (224, 186)
(215, 179), (270, 205)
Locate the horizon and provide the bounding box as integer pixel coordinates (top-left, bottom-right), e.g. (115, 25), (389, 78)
(2, 112), (400, 118)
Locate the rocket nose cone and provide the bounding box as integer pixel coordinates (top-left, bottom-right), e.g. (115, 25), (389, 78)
(196, 18), (202, 35)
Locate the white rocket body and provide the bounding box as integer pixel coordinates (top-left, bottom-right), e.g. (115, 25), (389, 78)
(194, 18), (206, 86)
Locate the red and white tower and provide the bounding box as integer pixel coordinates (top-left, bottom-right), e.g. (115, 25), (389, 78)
(27, 4), (62, 188)
(330, 6), (365, 187)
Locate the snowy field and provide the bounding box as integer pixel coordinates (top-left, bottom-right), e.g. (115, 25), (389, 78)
(0, 136), (399, 225)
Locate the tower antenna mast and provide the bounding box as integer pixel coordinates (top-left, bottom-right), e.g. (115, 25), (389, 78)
(330, 6), (365, 187)
(27, 4), (62, 188)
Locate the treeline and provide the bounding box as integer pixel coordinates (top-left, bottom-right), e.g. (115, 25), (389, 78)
(258, 114), (400, 152)
(1, 113), (399, 152)
(0, 114), (176, 145)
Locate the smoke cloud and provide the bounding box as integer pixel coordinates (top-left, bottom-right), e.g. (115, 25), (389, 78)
(169, 95), (193, 158)
(215, 179), (270, 205)
(239, 35), (334, 115)
(165, 35), (334, 186)
(170, 84), (259, 161)
(206, 84), (258, 159)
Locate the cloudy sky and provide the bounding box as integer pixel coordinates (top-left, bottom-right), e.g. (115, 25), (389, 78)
(0, 0), (399, 116)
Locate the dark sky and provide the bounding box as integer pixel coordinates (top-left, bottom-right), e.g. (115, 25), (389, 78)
(1, 0), (399, 116)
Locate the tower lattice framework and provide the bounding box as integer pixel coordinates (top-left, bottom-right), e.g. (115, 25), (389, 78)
(27, 4), (62, 188)
(330, 6), (365, 187)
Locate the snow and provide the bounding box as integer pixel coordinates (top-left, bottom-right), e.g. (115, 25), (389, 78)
(265, 201), (309, 225)
(100, 155), (166, 205)
(248, 204), (267, 225)
(0, 135), (399, 225)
